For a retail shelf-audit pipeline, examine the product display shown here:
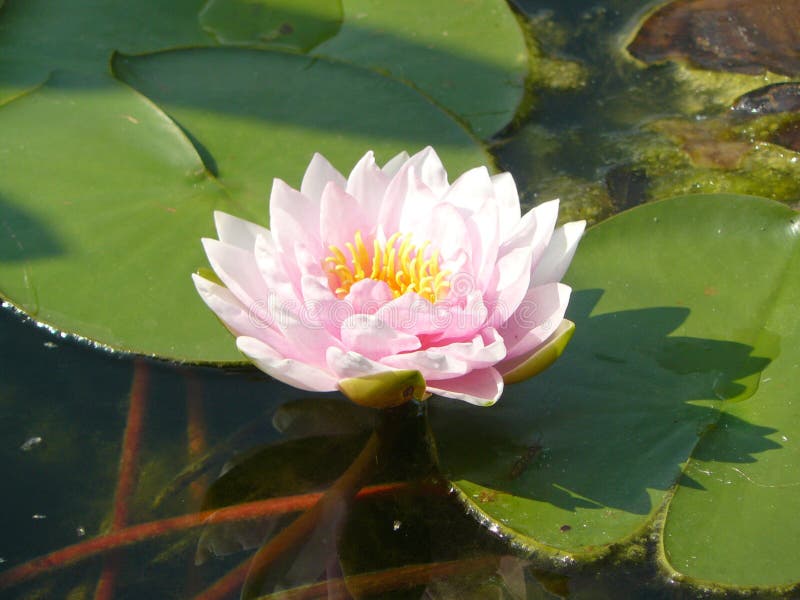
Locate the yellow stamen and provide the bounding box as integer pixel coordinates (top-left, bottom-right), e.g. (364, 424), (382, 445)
(322, 230), (450, 303)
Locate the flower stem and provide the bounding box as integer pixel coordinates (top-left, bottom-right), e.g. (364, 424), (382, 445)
(239, 427), (384, 599)
(254, 555), (502, 600)
(0, 483), (414, 591)
(94, 359), (150, 600)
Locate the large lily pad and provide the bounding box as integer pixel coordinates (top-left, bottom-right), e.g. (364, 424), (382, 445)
(429, 194), (800, 589)
(311, 0), (529, 137)
(0, 53), (487, 362)
(0, 0), (524, 361)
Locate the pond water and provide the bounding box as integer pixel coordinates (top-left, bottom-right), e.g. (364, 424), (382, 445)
(2, 0), (799, 598)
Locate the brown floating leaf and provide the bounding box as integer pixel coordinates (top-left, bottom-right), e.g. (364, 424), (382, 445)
(770, 120), (800, 152)
(652, 118), (752, 169)
(628, 0), (800, 76)
(732, 82), (800, 116)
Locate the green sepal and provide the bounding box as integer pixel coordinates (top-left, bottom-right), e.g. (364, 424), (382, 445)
(338, 369), (427, 409)
(501, 319), (575, 385)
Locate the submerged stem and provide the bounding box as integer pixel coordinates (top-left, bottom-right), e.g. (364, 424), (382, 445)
(0, 483), (415, 591)
(239, 427), (384, 599)
(94, 359), (150, 600)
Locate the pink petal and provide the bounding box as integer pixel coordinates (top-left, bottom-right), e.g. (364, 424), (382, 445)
(497, 282), (571, 362)
(381, 151), (410, 177)
(500, 199), (559, 269)
(405, 146), (449, 195)
(192, 273), (272, 340)
(346, 151), (390, 224)
(380, 164), (438, 236)
(340, 314), (421, 360)
(320, 181), (372, 250)
(300, 152), (346, 203)
(381, 329), (504, 379)
(346, 279), (394, 314)
(214, 211), (269, 251)
(326, 347), (393, 379)
(237, 336), (338, 392)
(425, 289), (488, 344)
(202, 238), (270, 308)
(463, 199), (500, 289)
(297, 274), (342, 337)
(268, 300), (344, 366)
(531, 220), (586, 285)
(442, 166), (494, 213)
(484, 244), (533, 327)
(376, 291), (448, 338)
(491, 172), (521, 239)
(427, 367), (504, 406)
(411, 201), (471, 263)
(193, 275), (311, 360)
(269, 178), (322, 255)
(254, 234), (299, 302)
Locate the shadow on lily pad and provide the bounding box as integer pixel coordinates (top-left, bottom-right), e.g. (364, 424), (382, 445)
(429, 288), (778, 523)
(0, 195), (63, 262)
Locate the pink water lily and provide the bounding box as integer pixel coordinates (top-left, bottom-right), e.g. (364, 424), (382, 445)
(193, 148), (584, 406)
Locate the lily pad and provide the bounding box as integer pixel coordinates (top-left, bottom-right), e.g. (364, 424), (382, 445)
(0, 50), (487, 362)
(312, 0), (529, 137)
(198, 0), (342, 51)
(0, 0), (524, 361)
(429, 194), (800, 588)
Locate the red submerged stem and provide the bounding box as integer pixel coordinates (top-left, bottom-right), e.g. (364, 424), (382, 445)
(94, 359), (150, 600)
(0, 482), (417, 590)
(192, 557), (252, 600)
(255, 555), (502, 600)
(184, 371), (209, 504)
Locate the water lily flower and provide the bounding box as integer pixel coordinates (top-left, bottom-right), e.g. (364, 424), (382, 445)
(193, 148), (584, 407)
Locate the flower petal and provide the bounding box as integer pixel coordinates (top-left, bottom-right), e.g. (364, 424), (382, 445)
(326, 346), (393, 379)
(376, 292), (447, 338)
(346, 279), (394, 314)
(300, 152), (346, 203)
(412, 201), (471, 263)
(237, 336), (338, 392)
(254, 234), (299, 302)
(214, 211), (269, 250)
(340, 314), (421, 360)
(270, 178), (322, 254)
(427, 289), (488, 344)
(484, 244), (533, 327)
(192, 273), (267, 339)
(346, 151), (390, 225)
(320, 181), (371, 249)
(497, 282), (571, 362)
(381, 151), (410, 177)
(531, 220), (586, 285)
(380, 163), (439, 235)
(442, 166), (494, 213)
(427, 367), (504, 406)
(491, 172), (521, 239)
(202, 238), (270, 308)
(404, 146), (449, 195)
(381, 329), (504, 379)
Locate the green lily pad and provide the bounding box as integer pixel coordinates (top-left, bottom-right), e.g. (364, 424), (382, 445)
(429, 195), (800, 589)
(199, 0), (342, 51)
(0, 0), (523, 360)
(0, 49), (487, 362)
(312, 0), (529, 137)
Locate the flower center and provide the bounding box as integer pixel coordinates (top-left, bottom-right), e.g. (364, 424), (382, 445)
(323, 231), (450, 303)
